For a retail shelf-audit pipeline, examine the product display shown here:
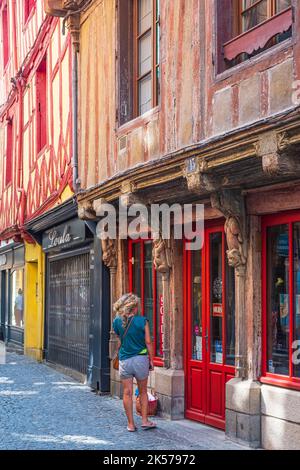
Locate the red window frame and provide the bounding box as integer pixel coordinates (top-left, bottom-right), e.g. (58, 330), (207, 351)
(132, 0), (160, 117)
(36, 56), (47, 155)
(128, 239), (163, 367)
(1, 2), (9, 69)
(261, 210), (300, 391)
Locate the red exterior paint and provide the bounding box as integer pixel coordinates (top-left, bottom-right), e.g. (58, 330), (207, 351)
(184, 224), (235, 430)
(0, 2), (72, 241)
(128, 238), (163, 367)
(261, 210), (300, 392)
(223, 7), (292, 61)
(1, 3), (9, 69)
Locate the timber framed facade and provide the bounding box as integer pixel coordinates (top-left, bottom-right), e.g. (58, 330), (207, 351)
(42, 0), (300, 449)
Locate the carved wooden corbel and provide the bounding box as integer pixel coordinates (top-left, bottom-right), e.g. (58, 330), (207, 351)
(152, 236), (172, 277)
(183, 157), (221, 194)
(211, 190), (247, 269)
(101, 238), (117, 269)
(78, 200), (96, 220)
(257, 130), (300, 177)
(119, 180), (138, 206)
(93, 197), (109, 217)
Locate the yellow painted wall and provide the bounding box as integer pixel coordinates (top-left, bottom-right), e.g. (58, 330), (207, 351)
(24, 242), (45, 362)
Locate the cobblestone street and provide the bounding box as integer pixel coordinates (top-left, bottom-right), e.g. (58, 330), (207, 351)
(0, 351), (249, 451)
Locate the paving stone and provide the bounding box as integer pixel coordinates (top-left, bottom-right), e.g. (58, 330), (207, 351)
(0, 351), (248, 450)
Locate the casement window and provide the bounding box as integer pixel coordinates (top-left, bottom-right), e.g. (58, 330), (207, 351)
(129, 240), (163, 365)
(36, 56), (47, 154)
(118, 0), (160, 126)
(1, 3), (9, 69)
(262, 212), (300, 391)
(24, 0), (35, 23)
(217, 0), (292, 72)
(5, 119), (12, 186)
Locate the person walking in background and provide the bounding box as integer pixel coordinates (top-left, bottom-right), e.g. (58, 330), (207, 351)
(113, 293), (156, 432)
(14, 288), (24, 327)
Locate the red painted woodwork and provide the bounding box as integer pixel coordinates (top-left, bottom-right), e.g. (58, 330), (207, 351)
(223, 7), (292, 61)
(128, 239), (164, 367)
(1, 3), (9, 68)
(0, 4), (72, 240)
(36, 56), (47, 154)
(5, 118), (12, 186)
(184, 225), (235, 430)
(24, 0), (36, 23)
(261, 210), (300, 392)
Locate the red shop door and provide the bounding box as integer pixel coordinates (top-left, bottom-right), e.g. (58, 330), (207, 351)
(184, 225), (236, 430)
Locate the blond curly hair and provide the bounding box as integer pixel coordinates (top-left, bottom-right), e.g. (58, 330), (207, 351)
(113, 293), (140, 327)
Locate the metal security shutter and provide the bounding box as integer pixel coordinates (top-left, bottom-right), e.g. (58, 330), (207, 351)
(47, 253), (90, 374)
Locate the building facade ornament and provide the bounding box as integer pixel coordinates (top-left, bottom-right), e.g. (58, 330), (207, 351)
(256, 130), (300, 177)
(152, 236), (172, 276)
(183, 156), (221, 193)
(211, 190), (247, 269)
(101, 238), (117, 269)
(78, 200), (96, 220)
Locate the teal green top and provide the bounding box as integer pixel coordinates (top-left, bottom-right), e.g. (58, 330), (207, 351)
(113, 315), (148, 361)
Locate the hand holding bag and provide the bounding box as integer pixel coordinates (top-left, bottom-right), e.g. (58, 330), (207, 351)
(112, 352), (119, 371)
(112, 316), (133, 371)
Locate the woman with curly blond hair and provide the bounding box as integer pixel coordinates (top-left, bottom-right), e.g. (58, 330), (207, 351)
(113, 293), (156, 432)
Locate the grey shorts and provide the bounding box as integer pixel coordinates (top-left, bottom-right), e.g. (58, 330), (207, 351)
(119, 355), (149, 380)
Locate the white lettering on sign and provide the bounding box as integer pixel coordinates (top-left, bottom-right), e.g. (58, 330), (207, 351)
(48, 226), (72, 248)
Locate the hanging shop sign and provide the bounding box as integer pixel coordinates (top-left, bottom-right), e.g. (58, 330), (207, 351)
(42, 219), (87, 252)
(212, 303), (223, 317)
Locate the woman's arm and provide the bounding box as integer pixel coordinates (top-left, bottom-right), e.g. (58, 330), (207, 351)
(145, 322), (154, 370)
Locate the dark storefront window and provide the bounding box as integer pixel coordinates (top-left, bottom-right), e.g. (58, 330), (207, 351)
(129, 239), (163, 362)
(293, 223), (300, 378)
(263, 213), (300, 389)
(266, 224), (289, 375)
(10, 269), (24, 328)
(226, 263), (236, 366)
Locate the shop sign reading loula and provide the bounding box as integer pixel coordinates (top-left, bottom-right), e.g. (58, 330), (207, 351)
(42, 219), (87, 252)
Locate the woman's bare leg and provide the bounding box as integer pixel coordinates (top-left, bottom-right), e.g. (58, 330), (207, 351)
(136, 377), (155, 426)
(122, 378), (135, 430)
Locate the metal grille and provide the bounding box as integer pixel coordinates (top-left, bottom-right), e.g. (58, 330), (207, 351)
(47, 253), (90, 374)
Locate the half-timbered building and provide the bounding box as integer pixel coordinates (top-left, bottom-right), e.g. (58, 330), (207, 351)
(43, 0), (300, 449)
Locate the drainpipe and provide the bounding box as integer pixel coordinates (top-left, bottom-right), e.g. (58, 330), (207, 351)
(72, 45), (79, 193)
(62, 1), (93, 193)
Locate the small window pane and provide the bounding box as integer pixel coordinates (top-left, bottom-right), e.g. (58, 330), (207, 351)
(293, 223), (300, 378)
(191, 251), (202, 361)
(139, 32), (152, 77)
(226, 263), (235, 366)
(139, 74), (152, 115)
(242, 0), (268, 32)
(156, 271), (163, 357)
(138, 0), (152, 35)
(210, 232), (223, 364)
(276, 0), (291, 13)
(132, 243), (141, 302)
(267, 225), (290, 376)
